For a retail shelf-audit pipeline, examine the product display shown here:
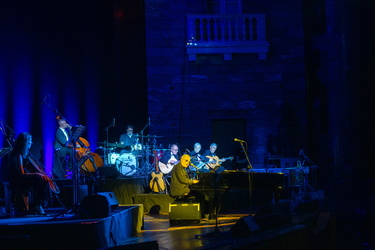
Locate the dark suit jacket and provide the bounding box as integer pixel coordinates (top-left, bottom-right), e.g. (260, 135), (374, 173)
(54, 128), (72, 157)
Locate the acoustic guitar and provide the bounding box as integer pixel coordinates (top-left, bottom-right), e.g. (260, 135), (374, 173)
(158, 155), (179, 174)
(149, 150), (166, 192)
(205, 156), (234, 170)
(149, 171), (165, 192)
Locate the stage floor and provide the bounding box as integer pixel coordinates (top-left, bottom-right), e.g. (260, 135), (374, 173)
(0, 205), (144, 250)
(118, 199), (335, 250)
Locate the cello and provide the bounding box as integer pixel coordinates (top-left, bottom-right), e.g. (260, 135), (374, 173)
(28, 154), (60, 194)
(75, 137), (103, 176)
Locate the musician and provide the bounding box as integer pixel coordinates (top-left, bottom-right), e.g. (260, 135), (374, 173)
(170, 154), (199, 198)
(53, 118), (73, 179)
(189, 142), (202, 166)
(9, 132), (49, 215)
(201, 143), (227, 172)
(159, 144), (180, 169)
(119, 125), (138, 152)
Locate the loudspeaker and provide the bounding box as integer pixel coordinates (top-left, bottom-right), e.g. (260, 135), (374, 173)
(80, 194), (111, 219)
(97, 192), (119, 209)
(230, 216), (260, 237)
(169, 202), (201, 222)
(98, 167), (120, 179)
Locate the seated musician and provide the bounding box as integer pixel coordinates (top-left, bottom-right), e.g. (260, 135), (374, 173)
(189, 142), (202, 166)
(53, 118), (73, 179)
(9, 132), (50, 215)
(170, 154), (199, 200)
(159, 144), (180, 174)
(201, 143), (227, 173)
(119, 125), (137, 152)
(188, 142), (202, 178)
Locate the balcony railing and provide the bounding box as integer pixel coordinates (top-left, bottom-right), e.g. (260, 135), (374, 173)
(186, 14), (269, 61)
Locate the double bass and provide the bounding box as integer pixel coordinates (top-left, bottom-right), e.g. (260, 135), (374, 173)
(75, 137), (103, 176)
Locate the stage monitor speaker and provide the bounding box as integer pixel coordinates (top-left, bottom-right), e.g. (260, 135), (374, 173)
(97, 192), (119, 209)
(230, 216), (260, 237)
(80, 194), (111, 219)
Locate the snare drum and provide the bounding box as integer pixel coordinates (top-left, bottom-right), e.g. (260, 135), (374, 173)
(116, 153), (137, 176)
(131, 143), (143, 151)
(108, 153), (120, 165)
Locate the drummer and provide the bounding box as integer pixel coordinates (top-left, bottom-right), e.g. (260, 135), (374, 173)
(119, 125), (138, 152)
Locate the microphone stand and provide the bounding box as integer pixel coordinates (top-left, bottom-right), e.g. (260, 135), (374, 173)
(195, 155), (225, 238)
(237, 141), (252, 169)
(0, 119), (16, 152)
(138, 119), (150, 175)
(235, 140), (254, 212)
(104, 120), (115, 167)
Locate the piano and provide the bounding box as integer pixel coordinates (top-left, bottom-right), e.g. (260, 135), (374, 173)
(192, 170), (285, 191)
(190, 171), (285, 214)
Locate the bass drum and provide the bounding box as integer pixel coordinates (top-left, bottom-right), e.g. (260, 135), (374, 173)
(115, 153), (137, 176)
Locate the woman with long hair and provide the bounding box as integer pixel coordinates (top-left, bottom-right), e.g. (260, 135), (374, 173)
(9, 132), (49, 215)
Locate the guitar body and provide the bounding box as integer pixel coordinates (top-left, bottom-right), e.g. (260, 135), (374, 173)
(205, 156), (234, 170)
(149, 171), (165, 192)
(159, 161), (178, 174)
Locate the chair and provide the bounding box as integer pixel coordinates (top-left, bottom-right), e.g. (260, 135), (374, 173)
(3, 182), (32, 216)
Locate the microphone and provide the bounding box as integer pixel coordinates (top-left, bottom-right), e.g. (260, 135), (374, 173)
(148, 117), (151, 126)
(189, 161), (199, 169)
(113, 118), (116, 127)
(234, 138), (246, 143)
(185, 148), (190, 153)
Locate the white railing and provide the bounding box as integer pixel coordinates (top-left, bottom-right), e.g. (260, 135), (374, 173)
(186, 14), (269, 61)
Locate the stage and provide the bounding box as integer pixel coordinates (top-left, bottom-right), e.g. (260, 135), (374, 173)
(0, 205), (145, 249)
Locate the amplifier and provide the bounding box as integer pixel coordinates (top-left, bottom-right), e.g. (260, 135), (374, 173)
(169, 202), (201, 222)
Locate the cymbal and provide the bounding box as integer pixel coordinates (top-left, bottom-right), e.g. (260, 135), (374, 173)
(134, 134), (163, 138)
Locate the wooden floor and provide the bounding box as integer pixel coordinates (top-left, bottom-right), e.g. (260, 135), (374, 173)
(117, 199), (327, 250)
(121, 212), (249, 249)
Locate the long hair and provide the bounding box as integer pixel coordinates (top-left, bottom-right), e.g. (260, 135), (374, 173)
(12, 132), (32, 158)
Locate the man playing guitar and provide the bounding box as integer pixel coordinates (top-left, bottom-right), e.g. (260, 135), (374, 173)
(159, 144), (180, 174)
(201, 143), (232, 172)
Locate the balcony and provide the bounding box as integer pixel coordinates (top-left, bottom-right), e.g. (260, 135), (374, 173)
(186, 14), (269, 61)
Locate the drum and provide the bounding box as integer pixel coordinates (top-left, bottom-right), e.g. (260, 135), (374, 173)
(289, 168), (304, 186)
(108, 153), (120, 165)
(153, 149), (167, 160)
(131, 143), (143, 151)
(116, 153), (137, 176)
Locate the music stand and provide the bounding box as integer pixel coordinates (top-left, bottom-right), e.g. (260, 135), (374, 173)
(0, 147), (12, 159)
(66, 125), (86, 205)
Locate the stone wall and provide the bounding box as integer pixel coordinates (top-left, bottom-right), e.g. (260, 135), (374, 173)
(145, 0), (307, 167)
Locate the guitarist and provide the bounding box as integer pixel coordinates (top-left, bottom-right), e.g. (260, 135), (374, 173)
(201, 143), (228, 173)
(159, 144), (180, 174)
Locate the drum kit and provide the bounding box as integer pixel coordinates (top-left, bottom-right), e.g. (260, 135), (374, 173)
(96, 134), (167, 177)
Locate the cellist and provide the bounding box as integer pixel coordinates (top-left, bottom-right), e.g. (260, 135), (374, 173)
(9, 132), (50, 215)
